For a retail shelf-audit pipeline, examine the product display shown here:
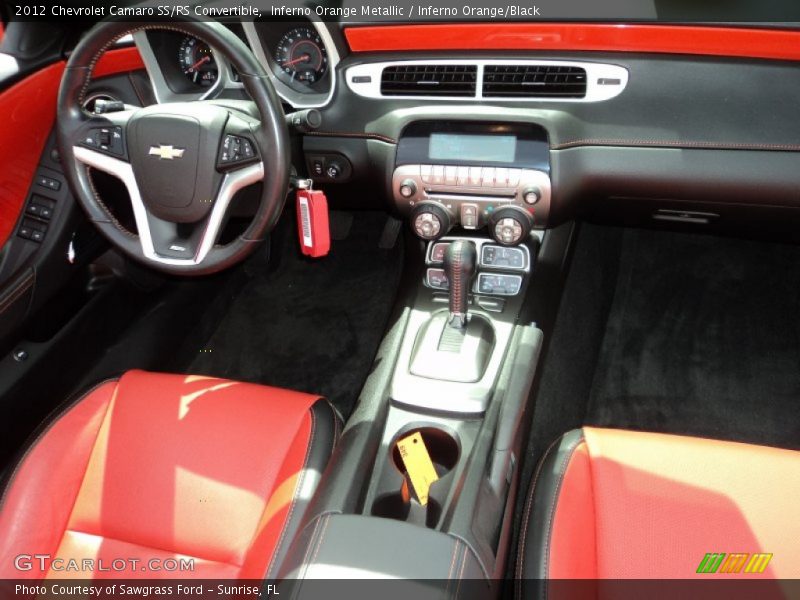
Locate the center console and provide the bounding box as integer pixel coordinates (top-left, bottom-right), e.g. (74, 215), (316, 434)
(278, 121), (549, 593)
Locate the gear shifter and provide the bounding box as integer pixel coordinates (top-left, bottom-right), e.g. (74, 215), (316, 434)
(443, 240), (477, 328)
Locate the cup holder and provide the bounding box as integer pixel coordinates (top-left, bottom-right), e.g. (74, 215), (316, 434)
(370, 427), (460, 529)
(390, 427), (460, 477)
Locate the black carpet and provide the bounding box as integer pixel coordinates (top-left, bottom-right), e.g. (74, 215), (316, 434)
(586, 227), (800, 449)
(188, 210), (403, 417)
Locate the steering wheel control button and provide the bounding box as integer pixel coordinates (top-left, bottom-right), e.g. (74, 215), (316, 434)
(426, 268), (449, 290)
(219, 135), (257, 167)
(82, 127), (124, 156)
(477, 273), (523, 296)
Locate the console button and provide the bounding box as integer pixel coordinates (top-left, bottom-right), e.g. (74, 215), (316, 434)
(477, 273), (523, 296)
(457, 166), (470, 186)
(507, 169), (521, 187)
(460, 204), (479, 229)
(495, 168), (509, 187)
(426, 268), (449, 290)
(481, 167), (496, 187)
(445, 166), (458, 185)
(429, 242), (450, 264)
(431, 165), (445, 185)
(481, 245), (526, 269)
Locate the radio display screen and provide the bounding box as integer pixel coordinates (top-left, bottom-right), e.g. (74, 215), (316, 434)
(429, 133), (516, 163)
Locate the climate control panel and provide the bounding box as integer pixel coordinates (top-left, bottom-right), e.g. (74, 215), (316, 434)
(393, 163), (551, 245)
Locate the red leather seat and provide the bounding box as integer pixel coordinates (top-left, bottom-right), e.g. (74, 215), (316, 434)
(0, 370), (338, 579)
(517, 427), (800, 590)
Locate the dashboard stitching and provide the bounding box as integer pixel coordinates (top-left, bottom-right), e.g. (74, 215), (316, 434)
(553, 139), (800, 152)
(304, 130), (397, 145)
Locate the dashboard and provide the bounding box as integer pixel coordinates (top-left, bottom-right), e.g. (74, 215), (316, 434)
(125, 20), (800, 242)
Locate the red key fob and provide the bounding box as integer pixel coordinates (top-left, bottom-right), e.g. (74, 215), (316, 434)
(296, 189), (330, 258)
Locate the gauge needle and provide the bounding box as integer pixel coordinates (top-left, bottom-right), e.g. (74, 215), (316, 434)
(282, 54), (311, 67)
(188, 55), (210, 72)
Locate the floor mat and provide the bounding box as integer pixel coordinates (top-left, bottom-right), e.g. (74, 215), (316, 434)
(189, 211), (403, 417)
(587, 228), (800, 449)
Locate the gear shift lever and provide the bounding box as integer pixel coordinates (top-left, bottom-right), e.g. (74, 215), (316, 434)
(443, 240), (477, 328)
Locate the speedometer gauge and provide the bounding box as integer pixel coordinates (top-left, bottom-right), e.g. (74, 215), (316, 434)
(274, 27), (328, 84)
(178, 36), (218, 87)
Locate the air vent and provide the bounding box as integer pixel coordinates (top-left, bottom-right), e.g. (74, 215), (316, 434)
(483, 65), (587, 98)
(381, 65), (477, 97)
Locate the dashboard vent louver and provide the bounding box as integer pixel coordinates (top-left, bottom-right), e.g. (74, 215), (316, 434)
(381, 65), (477, 97)
(483, 65), (587, 98)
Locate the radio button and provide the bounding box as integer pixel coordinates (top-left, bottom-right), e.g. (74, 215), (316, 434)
(507, 169), (521, 187)
(457, 166), (470, 186)
(469, 167), (483, 186)
(495, 168), (509, 187)
(431, 165), (445, 185)
(420, 164), (432, 183)
(481, 167), (496, 187)
(445, 166), (458, 185)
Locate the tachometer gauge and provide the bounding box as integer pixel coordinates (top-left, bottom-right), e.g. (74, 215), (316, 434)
(274, 27), (328, 84)
(178, 36), (218, 87)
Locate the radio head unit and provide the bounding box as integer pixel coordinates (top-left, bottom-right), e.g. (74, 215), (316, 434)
(392, 121), (551, 245)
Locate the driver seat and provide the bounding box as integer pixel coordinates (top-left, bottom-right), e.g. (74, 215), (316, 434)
(0, 370), (338, 579)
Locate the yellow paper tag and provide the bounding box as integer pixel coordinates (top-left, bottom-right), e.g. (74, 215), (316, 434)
(396, 432), (439, 506)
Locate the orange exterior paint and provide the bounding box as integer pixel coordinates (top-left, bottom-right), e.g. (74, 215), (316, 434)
(0, 47), (144, 248)
(345, 24), (800, 62)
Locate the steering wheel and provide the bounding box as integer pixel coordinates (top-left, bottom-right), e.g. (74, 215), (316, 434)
(57, 19), (290, 275)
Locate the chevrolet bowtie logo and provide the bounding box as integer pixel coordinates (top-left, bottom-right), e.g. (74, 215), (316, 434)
(148, 145), (185, 160)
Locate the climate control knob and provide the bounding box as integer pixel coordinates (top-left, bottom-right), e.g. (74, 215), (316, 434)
(410, 202), (452, 241)
(489, 206), (533, 246)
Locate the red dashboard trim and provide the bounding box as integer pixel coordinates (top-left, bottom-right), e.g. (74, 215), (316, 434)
(0, 47), (144, 249)
(344, 24), (800, 62)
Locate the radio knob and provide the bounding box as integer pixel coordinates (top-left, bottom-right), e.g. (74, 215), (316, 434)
(399, 179), (417, 198)
(410, 202), (452, 241)
(523, 187), (541, 205)
(489, 206), (533, 246)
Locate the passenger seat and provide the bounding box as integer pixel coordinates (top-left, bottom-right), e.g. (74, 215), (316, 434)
(517, 427), (800, 592)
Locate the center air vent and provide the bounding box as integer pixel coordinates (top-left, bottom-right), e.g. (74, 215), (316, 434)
(483, 65), (587, 98)
(381, 65), (477, 97)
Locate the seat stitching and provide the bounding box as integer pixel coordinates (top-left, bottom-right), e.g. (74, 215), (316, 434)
(309, 513), (331, 568)
(263, 406), (317, 580)
(542, 440), (585, 600)
(64, 529), (239, 569)
(515, 434), (563, 598)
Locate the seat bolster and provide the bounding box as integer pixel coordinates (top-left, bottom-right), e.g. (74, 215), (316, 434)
(517, 429), (595, 597)
(0, 380), (118, 578)
(241, 398), (340, 579)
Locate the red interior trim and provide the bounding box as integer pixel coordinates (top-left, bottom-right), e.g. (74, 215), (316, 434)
(0, 47), (143, 248)
(344, 24), (800, 62)
(94, 45), (145, 78)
